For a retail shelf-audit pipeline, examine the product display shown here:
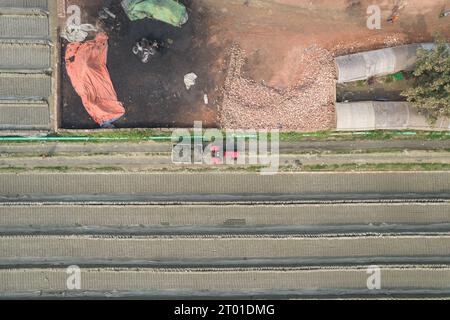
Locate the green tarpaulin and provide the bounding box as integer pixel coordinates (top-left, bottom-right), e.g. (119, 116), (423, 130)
(121, 0), (188, 27)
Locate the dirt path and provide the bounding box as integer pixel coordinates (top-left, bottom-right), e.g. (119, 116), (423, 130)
(1, 139), (450, 154)
(1, 150), (449, 170)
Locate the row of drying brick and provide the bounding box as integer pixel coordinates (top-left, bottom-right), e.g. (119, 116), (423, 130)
(0, 0), (52, 131)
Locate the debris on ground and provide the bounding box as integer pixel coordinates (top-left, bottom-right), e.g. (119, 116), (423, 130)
(65, 33), (125, 127)
(219, 45), (336, 132)
(61, 23), (97, 42)
(440, 9), (450, 18)
(184, 73), (198, 90)
(121, 0), (189, 27)
(132, 38), (162, 63)
(99, 6), (117, 20)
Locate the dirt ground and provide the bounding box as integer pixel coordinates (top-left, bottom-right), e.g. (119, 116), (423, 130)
(208, 0), (450, 86)
(61, 0), (224, 129)
(60, 0), (450, 131)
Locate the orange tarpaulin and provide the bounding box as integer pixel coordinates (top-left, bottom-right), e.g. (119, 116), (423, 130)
(65, 33), (125, 126)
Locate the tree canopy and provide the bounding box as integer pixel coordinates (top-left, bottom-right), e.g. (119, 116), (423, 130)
(402, 38), (450, 123)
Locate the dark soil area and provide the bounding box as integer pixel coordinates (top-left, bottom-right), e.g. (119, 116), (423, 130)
(61, 0), (224, 129)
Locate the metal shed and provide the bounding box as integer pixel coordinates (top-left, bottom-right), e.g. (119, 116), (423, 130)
(336, 101), (450, 131)
(335, 43), (436, 83)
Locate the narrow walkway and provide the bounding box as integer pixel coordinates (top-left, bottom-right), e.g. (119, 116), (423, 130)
(0, 139), (449, 155)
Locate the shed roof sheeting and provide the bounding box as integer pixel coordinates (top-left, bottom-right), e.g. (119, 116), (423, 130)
(335, 43), (435, 83)
(336, 102), (450, 131)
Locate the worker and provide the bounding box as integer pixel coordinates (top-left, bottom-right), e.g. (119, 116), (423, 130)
(387, 1), (407, 24)
(387, 13), (399, 23)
